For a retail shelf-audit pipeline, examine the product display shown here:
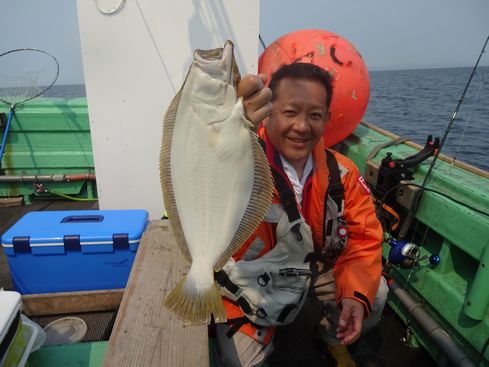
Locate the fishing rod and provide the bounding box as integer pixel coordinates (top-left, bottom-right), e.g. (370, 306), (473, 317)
(259, 34), (267, 51)
(397, 34), (489, 239)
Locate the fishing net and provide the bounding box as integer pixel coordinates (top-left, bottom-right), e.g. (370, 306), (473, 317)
(0, 48), (59, 169)
(0, 48), (59, 108)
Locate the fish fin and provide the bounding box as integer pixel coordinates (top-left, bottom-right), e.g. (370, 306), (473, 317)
(160, 90), (192, 263)
(164, 276), (227, 324)
(231, 52), (241, 90)
(215, 130), (274, 270)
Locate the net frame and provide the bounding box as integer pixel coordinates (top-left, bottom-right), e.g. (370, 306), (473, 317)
(0, 48), (60, 108)
(0, 48), (60, 169)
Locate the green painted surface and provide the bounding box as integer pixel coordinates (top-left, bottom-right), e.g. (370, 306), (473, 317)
(26, 340), (240, 367)
(3, 98), (489, 364)
(27, 341), (108, 367)
(342, 123), (489, 365)
(0, 98), (95, 200)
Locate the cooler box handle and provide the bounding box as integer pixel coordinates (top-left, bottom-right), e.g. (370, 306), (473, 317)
(61, 215), (104, 223)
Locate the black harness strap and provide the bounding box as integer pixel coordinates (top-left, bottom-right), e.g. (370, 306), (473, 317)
(325, 149), (344, 211)
(259, 138), (302, 224)
(225, 316), (252, 338)
(323, 150), (344, 244)
(277, 304), (298, 323)
(215, 269), (240, 295)
(215, 269), (255, 317)
(272, 168), (302, 224)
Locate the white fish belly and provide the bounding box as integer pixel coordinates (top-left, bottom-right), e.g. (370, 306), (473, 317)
(171, 84), (254, 276)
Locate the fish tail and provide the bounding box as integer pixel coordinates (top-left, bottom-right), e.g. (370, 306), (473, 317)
(164, 276), (227, 324)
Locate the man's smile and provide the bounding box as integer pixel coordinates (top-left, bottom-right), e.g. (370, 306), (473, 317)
(288, 137), (310, 143)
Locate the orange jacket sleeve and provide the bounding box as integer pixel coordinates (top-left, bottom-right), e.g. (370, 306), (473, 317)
(333, 154), (383, 315)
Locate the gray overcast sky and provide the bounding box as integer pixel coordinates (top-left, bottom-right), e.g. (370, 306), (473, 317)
(2, 0), (488, 84)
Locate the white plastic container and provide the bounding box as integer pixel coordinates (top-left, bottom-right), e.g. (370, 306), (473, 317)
(0, 291), (25, 367)
(17, 318), (39, 367)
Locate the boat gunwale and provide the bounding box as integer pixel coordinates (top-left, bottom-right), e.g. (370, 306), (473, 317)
(361, 120), (489, 179)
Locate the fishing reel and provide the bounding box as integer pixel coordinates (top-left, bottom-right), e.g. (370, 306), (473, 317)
(387, 238), (440, 269)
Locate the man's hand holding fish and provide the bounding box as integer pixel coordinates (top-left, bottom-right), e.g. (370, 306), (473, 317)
(238, 73), (273, 127)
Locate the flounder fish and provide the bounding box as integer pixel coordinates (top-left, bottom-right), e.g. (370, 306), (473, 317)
(160, 41), (273, 324)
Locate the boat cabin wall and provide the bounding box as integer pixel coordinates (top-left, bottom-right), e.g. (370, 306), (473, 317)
(76, 0), (260, 219)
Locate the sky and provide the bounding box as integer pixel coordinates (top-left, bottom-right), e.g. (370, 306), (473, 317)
(1, 0), (489, 85)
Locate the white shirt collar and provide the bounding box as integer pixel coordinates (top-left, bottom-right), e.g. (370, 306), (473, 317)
(280, 154), (313, 205)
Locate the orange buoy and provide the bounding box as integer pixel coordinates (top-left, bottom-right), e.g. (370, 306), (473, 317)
(258, 29), (370, 147)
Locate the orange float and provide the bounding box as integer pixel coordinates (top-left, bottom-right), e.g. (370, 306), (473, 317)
(258, 29), (370, 147)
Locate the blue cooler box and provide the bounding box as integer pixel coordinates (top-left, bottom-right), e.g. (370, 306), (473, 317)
(1, 210), (149, 294)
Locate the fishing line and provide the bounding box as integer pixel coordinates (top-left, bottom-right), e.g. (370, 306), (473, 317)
(398, 35), (489, 241)
(259, 34), (268, 51)
(414, 67), (488, 249)
(134, 0), (177, 94)
(93, 0), (177, 93)
(421, 35), (489, 186)
(451, 68), (487, 166)
(0, 48), (59, 170)
(409, 38), (489, 249)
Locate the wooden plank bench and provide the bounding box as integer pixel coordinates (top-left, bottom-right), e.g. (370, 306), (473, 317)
(22, 289), (124, 317)
(103, 220), (209, 367)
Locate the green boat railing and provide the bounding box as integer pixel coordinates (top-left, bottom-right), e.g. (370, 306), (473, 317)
(0, 97), (96, 203)
(340, 121), (489, 365)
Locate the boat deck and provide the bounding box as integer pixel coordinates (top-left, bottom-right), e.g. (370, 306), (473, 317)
(0, 200), (435, 366)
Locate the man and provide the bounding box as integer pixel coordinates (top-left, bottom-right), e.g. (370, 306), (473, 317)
(215, 63), (386, 367)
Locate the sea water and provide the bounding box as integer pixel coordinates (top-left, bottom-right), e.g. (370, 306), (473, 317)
(44, 66), (489, 171)
(365, 66), (489, 171)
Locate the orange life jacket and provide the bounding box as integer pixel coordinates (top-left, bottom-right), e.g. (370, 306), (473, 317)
(222, 131), (383, 343)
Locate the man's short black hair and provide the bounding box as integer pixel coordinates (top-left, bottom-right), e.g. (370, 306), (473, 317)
(268, 63), (333, 111)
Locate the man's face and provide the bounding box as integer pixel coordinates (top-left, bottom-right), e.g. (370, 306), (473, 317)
(265, 77), (329, 170)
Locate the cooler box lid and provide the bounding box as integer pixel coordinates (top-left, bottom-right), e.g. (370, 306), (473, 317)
(1, 209), (149, 254)
(0, 291), (21, 344)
